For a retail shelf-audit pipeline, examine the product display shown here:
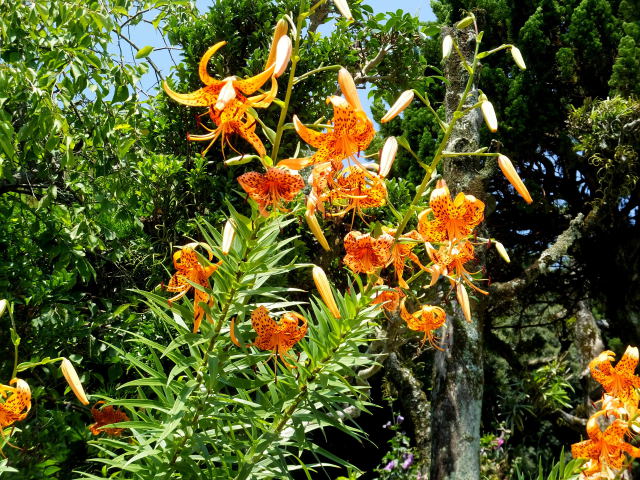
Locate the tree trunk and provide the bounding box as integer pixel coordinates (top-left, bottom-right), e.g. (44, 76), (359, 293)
(430, 26), (485, 480)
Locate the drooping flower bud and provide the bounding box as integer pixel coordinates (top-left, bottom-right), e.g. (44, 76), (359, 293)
(305, 211), (330, 251)
(456, 282), (472, 323)
(379, 137), (398, 178)
(480, 94), (498, 132)
(510, 46), (526, 70)
(274, 36), (292, 78)
(497, 154), (533, 204)
(0, 299), (7, 319)
(221, 219), (236, 255)
(455, 16), (474, 29)
(60, 358), (89, 405)
(265, 19), (288, 69)
(312, 266), (341, 319)
(442, 34), (453, 59)
(332, 0), (353, 20)
(381, 90), (414, 123)
(338, 68), (363, 111)
(494, 241), (511, 263)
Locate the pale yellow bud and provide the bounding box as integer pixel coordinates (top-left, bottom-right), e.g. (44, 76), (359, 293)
(305, 211), (330, 251)
(338, 68), (363, 111)
(221, 219), (236, 255)
(60, 358), (89, 405)
(380, 90), (414, 123)
(510, 46), (526, 70)
(456, 282), (472, 323)
(456, 16), (474, 29)
(0, 299), (7, 319)
(265, 19), (289, 69)
(332, 0), (353, 20)
(494, 241), (511, 263)
(442, 34), (453, 59)
(312, 266), (341, 319)
(379, 137), (398, 178)
(274, 36), (292, 78)
(481, 99), (498, 132)
(497, 154), (533, 204)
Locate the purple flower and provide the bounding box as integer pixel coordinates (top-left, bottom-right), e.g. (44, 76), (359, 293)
(382, 421), (392, 429)
(401, 453), (414, 470)
(496, 437), (504, 448)
(383, 460), (398, 471)
(396, 415), (404, 424)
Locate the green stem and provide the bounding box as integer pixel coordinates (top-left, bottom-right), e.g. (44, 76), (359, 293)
(164, 220), (262, 475)
(270, 8), (306, 162)
(413, 90), (447, 131)
(442, 152), (498, 157)
(294, 64), (341, 85)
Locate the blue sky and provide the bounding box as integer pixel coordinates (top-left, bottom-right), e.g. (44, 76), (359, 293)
(125, 1), (435, 96)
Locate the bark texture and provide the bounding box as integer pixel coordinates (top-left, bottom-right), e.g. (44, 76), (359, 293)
(430, 26), (485, 480)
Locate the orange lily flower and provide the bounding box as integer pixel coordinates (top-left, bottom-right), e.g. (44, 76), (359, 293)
(251, 306), (308, 368)
(163, 41), (278, 156)
(293, 95), (375, 170)
(372, 286), (405, 312)
(417, 179), (485, 243)
(0, 378), (31, 430)
(425, 241), (485, 289)
(237, 168), (305, 217)
(589, 347), (640, 406)
(343, 230), (394, 274)
(400, 299), (446, 349)
(384, 228), (426, 289)
(329, 167), (387, 218)
(89, 401), (130, 437)
(572, 410), (640, 477)
(166, 244), (222, 333)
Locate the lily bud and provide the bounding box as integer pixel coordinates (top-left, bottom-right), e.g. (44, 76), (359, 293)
(215, 79), (237, 111)
(381, 90), (414, 123)
(266, 19), (288, 69)
(0, 299), (7, 319)
(333, 0), (353, 20)
(379, 137), (398, 178)
(497, 154), (532, 204)
(274, 36), (292, 78)
(338, 68), (363, 111)
(510, 46), (526, 70)
(312, 266), (341, 319)
(305, 211), (330, 251)
(494, 241), (511, 263)
(455, 16), (474, 29)
(456, 283), (472, 323)
(60, 358), (89, 405)
(480, 97), (498, 132)
(442, 35), (453, 59)
(221, 219), (236, 255)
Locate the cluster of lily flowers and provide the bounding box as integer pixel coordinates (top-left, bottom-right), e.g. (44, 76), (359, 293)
(572, 346), (640, 478)
(159, 15), (504, 363)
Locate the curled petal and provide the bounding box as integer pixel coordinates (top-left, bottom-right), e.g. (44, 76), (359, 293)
(338, 68), (363, 111)
(198, 41), (227, 86)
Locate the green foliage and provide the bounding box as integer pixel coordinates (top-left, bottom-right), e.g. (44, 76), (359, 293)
(73, 210), (381, 478)
(514, 449), (584, 480)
